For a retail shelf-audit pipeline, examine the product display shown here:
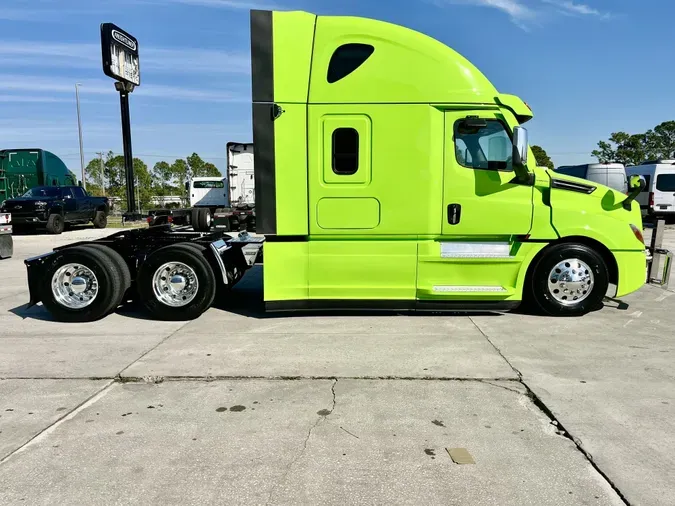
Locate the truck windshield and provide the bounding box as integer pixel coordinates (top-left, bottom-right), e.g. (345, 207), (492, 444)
(21, 187), (61, 197)
(193, 181), (224, 189)
(454, 119), (513, 171)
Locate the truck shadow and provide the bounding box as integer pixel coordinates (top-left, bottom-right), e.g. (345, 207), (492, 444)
(8, 265), (622, 322)
(213, 266), (506, 320)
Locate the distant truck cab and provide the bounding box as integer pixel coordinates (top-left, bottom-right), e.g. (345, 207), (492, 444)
(626, 160), (675, 221)
(555, 163), (628, 194)
(20, 9), (672, 323)
(0, 149), (77, 204)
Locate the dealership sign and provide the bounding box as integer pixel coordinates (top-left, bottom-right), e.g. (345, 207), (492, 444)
(100, 23), (140, 86)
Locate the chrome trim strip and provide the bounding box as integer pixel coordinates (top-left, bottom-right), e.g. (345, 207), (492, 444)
(440, 242), (511, 258)
(433, 285), (507, 293)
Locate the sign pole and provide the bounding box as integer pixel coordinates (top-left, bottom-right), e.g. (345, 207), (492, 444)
(100, 22), (140, 220)
(115, 82), (136, 215)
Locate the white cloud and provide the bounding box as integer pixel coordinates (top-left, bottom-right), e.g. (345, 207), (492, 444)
(142, 0), (281, 9)
(0, 41), (250, 75)
(433, 0), (537, 27)
(541, 0), (605, 17)
(434, 0), (611, 27)
(0, 75), (248, 103)
(0, 95), (72, 103)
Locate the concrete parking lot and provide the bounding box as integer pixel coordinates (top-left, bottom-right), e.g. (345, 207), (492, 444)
(1, 227), (674, 505)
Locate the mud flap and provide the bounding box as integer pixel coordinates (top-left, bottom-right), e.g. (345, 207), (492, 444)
(648, 247), (673, 289)
(0, 234), (12, 259)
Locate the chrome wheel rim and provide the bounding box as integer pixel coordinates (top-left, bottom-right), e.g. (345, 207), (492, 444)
(152, 262), (199, 307)
(547, 258), (594, 306)
(51, 263), (99, 309)
(205, 211), (211, 227)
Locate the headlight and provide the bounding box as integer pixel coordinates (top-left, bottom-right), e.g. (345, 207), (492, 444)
(35, 201), (47, 207)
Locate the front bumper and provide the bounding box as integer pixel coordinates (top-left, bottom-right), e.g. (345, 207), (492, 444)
(10, 214), (48, 225)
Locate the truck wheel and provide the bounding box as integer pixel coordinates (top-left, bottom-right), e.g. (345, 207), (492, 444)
(137, 243), (216, 321)
(92, 211), (108, 229)
(40, 245), (124, 322)
(191, 208), (211, 232)
(526, 243), (608, 317)
(46, 213), (65, 235)
(82, 244), (131, 309)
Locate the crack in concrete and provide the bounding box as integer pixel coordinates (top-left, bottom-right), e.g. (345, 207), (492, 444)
(469, 316), (631, 506)
(115, 321), (193, 379)
(265, 378), (337, 506)
(115, 374), (520, 382)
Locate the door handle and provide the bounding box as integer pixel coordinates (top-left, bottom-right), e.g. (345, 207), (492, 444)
(447, 204), (461, 225)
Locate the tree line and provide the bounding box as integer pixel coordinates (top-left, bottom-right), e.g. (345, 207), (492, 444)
(84, 151), (221, 210)
(521, 121), (675, 171)
(591, 121), (675, 166)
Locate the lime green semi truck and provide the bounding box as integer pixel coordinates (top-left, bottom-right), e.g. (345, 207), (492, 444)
(22, 9), (670, 322)
(250, 9), (668, 317)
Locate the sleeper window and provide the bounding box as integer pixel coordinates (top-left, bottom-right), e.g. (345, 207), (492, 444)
(332, 128), (359, 175)
(454, 119), (513, 171)
(327, 44), (375, 84)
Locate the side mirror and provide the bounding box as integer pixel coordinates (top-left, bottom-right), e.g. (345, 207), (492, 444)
(628, 174), (644, 190)
(184, 181), (189, 192)
(623, 175), (646, 210)
(512, 126), (529, 167)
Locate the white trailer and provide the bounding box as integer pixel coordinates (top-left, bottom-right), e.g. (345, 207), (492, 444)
(227, 142), (255, 207)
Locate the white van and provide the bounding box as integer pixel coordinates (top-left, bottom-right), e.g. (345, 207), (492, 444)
(625, 160), (675, 221)
(554, 163), (628, 193)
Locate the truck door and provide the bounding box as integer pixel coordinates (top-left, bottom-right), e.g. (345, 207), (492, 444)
(416, 111), (534, 300)
(71, 186), (91, 220)
(441, 112), (533, 236)
(60, 188), (79, 220)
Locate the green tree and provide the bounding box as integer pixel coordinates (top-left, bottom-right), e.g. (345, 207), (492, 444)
(151, 161), (174, 196)
(531, 145), (554, 170)
(186, 153), (221, 179)
(645, 121), (675, 160)
(592, 123), (675, 166)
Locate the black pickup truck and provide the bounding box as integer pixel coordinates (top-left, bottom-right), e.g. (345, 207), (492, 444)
(0, 186), (109, 234)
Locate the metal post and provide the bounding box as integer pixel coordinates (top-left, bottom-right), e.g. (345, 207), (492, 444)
(648, 219), (665, 282)
(115, 82), (136, 215)
(75, 83), (86, 189)
(96, 152), (105, 196)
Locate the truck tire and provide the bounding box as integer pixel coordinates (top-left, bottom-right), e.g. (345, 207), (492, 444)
(191, 208), (211, 232)
(40, 245), (124, 322)
(81, 244), (131, 309)
(137, 243), (217, 321)
(46, 213), (65, 235)
(525, 243), (608, 317)
(92, 211), (107, 229)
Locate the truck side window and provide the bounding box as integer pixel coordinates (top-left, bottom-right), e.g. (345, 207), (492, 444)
(72, 187), (86, 198)
(327, 44), (375, 84)
(454, 119), (513, 172)
(332, 128), (359, 175)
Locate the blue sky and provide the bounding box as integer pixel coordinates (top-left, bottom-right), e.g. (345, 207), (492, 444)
(1, 0), (674, 178)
